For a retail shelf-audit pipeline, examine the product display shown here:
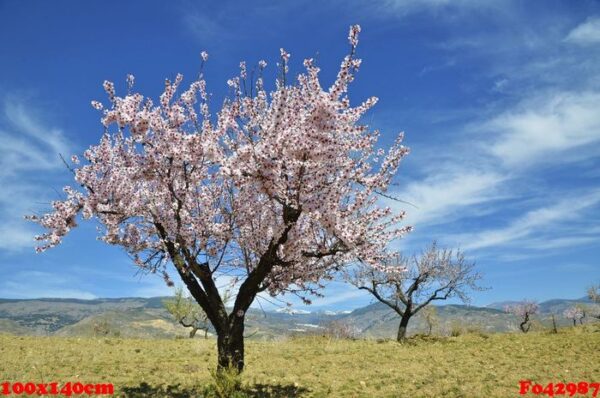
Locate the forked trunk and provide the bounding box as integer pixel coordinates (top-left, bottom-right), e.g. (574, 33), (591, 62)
(189, 327), (199, 338)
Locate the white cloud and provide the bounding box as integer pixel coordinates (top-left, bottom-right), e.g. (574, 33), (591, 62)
(181, 11), (226, 42)
(379, 0), (509, 17)
(0, 96), (72, 252)
(485, 91), (600, 167)
(455, 190), (600, 251)
(394, 170), (505, 227)
(565, 17), (600, 45)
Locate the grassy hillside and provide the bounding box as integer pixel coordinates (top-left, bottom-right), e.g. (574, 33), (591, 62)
(1, 324), (598, 397)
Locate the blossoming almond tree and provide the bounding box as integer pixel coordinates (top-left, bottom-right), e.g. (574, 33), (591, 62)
(563, 306), (585, 326)
(587, 284), (600, 319)
(26, 25), (411, 372)
(505, 301), (538, 333)
(348, 242), (483, 341)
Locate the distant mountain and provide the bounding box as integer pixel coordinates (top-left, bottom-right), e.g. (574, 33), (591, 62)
(275, 307), (312, 315)
(0, 296), (595, 339)
(487, 297), (591, 313)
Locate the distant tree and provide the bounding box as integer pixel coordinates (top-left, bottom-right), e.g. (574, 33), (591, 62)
(563, 306), (584, 326)
(164, 287), (210, 338)
(422, 306), (439, 336)
(92, 319), (120, 337)
(585, 284), (600, 320)
(588, 284), (600, 304)
(93, 320), (111, 336)
(505, 301), (538, 333)
(322, 319), (360, 339)
(348, 242), (483, 341)
(550, 313), (558, 334)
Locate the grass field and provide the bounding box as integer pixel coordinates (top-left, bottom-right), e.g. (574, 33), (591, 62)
(1, 325), (598, 397)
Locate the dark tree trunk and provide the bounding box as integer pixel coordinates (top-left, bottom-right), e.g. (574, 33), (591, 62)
(204, 328), (208, 339)
(189, 327), (199, 338)
(217, 319), (245, 372)
(519, 312), (531, 333)
(397, 313), (411, 341)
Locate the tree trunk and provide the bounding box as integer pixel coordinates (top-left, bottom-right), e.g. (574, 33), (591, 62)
(189, 327), (198, 338)
(161, 206), (300, 375)
(397, 313), (411, 341)
(204, 328), (208, 339)
(519, 312), (531, 333)
(217, 320), (245, 372)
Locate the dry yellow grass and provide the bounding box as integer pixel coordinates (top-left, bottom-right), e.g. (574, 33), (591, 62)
(0, 325), (598, 397)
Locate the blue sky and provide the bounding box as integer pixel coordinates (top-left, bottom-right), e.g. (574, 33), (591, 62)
(0, 0), (599, 311)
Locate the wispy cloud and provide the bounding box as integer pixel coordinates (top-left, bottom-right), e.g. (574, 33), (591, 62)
(181, 10), (227, 42)
(565, 17), (600, 45)
(485, 91), (600, 167)
(395, 170), (505, 227)
(0, 271), (97, 299)
(0, 95), (72, 252)
(455, 190), (600, 251)
(0, 97), (70, 176)
(376, 0), (511, 18)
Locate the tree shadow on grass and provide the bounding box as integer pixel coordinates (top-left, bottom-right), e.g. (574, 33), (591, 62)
(121, 381), (309, 398)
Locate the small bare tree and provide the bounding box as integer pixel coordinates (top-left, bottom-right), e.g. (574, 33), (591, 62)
(550, 313), (558, 334)
(164, 287), (210, 338)
(588, 284), (600, 303)
(505, 301), (538, 333)
(348, 242), (483, 341)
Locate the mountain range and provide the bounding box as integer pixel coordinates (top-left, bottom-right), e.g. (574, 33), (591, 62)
(0, 296), (595, 339)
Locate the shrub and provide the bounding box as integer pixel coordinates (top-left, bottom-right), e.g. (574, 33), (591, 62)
(322, 320), (361, 339)
(204, 366), (245, 398)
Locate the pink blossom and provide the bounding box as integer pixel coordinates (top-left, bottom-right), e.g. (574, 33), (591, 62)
(348, 24), (361, 48)
(27, 24), (410, 300)
(279, 48), (290, 62)
(91, 101), (103, 110)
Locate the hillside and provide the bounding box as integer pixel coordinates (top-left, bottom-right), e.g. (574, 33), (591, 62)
(0, 296), (596, 339)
